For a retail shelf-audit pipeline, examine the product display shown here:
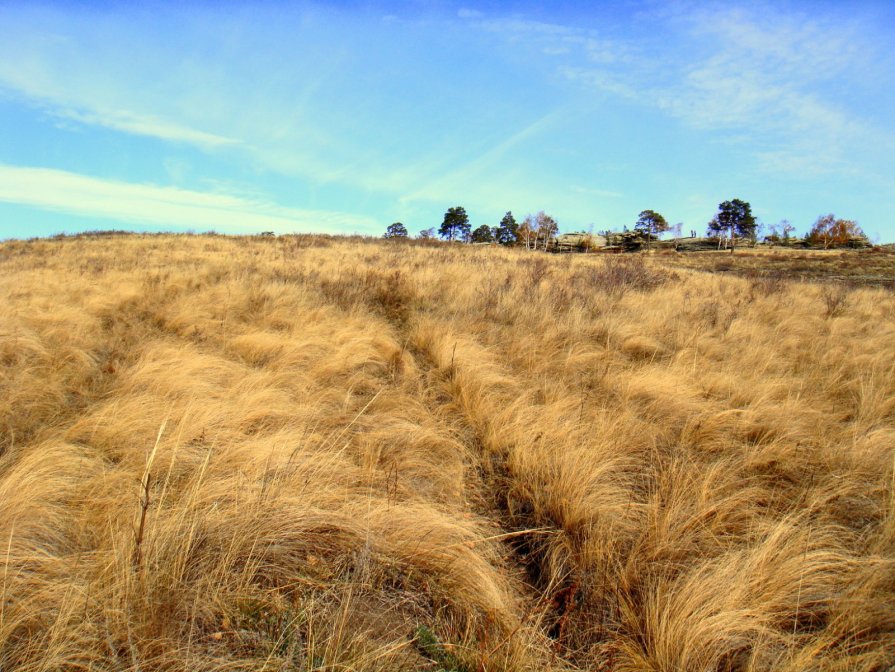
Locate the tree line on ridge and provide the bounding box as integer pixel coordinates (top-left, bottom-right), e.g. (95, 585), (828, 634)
(383, 200), (869, 250)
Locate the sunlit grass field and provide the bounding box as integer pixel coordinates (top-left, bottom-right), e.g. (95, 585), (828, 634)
(1, 233), (894, 671)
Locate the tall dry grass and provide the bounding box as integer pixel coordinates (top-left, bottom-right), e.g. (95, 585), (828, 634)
(1, 233), (893, 671)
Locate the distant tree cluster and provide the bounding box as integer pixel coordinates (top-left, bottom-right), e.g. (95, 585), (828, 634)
(396, 207), (561, 249)
(383, 205), (673, 251)
(805, 215), (866, 249)
(702, 202), (868, 250)
(739, 213), (869, 249)
(381, 199), (869, 252)
(765, 220), (797, 244)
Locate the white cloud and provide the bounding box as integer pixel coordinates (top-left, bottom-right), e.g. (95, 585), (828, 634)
(56, 107), (240, 149)
(0, 165), (377, 234)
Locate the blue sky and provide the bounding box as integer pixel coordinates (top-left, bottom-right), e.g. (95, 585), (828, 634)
(1, 1), (894, 241)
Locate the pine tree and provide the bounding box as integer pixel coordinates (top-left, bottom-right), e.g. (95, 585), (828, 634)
(470, 225), (494, 243)
(439, 206), (470, 242)
(634, 210), (669, 251)
(707, 199), (755, 251)
(494, 211), (519, 246)
(383, 222), (408, 239)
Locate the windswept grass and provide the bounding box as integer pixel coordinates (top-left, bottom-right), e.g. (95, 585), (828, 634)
(663, 246), (895, 289)
(1, 234), (893, 670)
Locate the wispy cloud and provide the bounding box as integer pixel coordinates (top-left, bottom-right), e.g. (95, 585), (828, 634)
(656, 7), (861, 128)
(0, 6), (242, 152)
(651, 5), (893, 176)
(401, 110), (565, 205)
(0, 61), (240, 151)
(55, 107), (240, 149)
(481, 3), (893, 179)
(0, 165), (377, 234)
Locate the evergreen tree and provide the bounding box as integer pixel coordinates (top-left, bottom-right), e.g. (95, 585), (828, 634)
(470, 225), (494, 243)
(494, 211), (519, 246)
(634, 210), (669, 251)
(383, 222), (408, 239)
(707, 199), (755, 251)
(439, 206), (470, 242)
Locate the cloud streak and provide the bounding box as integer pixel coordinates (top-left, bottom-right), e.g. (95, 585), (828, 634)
(400, 110), (566, 205)
(0, 165), (377, 234)
(55, 107), (240, 149)
(0, 5), (242, 152)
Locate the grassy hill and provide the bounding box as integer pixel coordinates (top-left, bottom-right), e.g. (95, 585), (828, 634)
(1, 234), (893, 671)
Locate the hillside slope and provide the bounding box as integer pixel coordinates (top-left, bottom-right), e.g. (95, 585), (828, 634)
(1, 234), (893, 671)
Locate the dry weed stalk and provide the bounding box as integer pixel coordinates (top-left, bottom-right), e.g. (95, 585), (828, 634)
(132, 420), (165, 571)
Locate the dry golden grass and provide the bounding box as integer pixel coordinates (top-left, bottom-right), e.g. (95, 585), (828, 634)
(662, 246), (895, 289)
(1, 233), (893, 671)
